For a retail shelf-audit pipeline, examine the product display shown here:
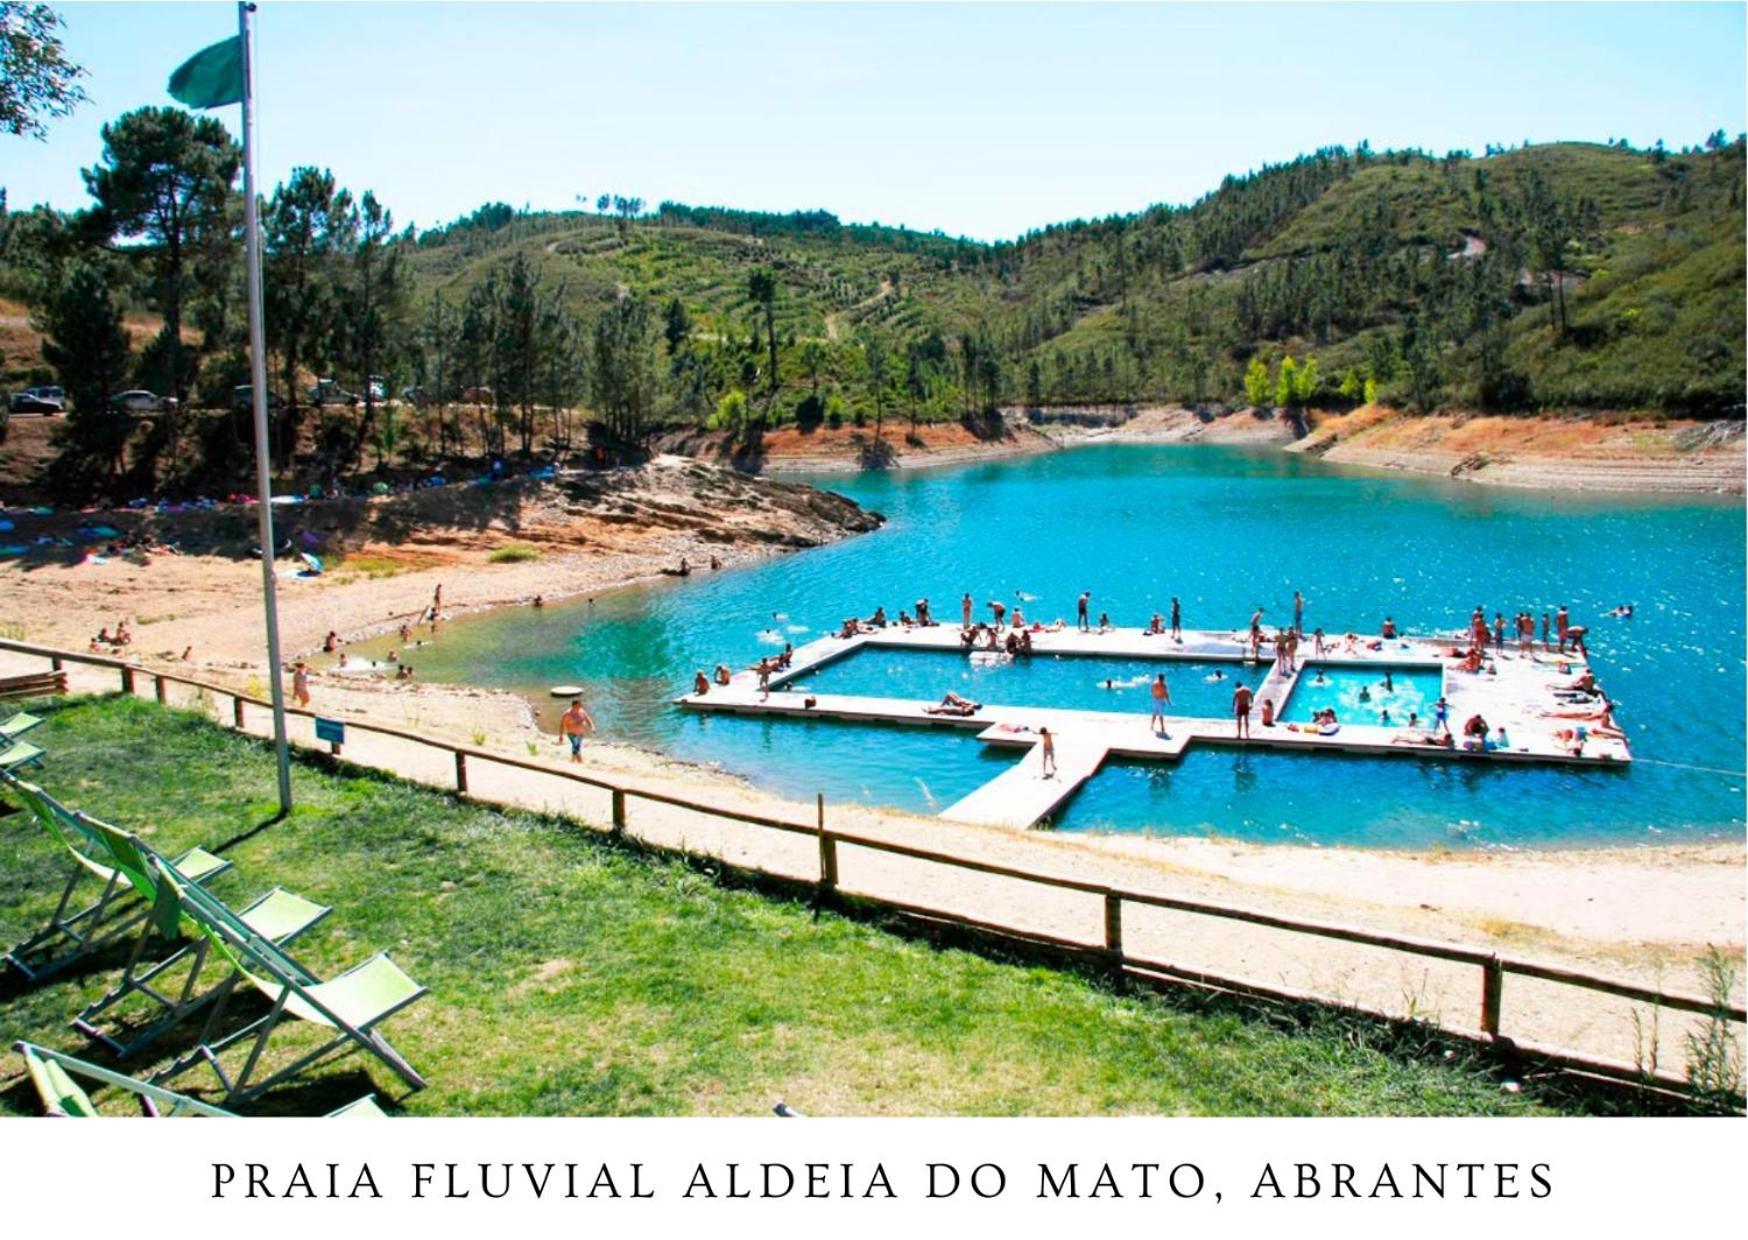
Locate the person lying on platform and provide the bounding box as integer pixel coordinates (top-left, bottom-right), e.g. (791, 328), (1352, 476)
(1392, 729), (1455, 749)
(924, 691), (981, 717)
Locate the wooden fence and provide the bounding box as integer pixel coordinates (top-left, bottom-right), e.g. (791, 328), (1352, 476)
(2, 637), (1741, 1098)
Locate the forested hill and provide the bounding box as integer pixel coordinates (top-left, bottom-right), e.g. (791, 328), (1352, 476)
(4, 134), (1743, 469)
(401, 139), (1745, 422)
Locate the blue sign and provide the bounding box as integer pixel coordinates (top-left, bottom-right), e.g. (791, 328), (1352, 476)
(314, 717), (345, 745)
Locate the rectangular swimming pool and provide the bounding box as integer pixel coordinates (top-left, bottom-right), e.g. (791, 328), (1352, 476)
(1280, 663), (1444, 729)
(784, 646), (1263, 719)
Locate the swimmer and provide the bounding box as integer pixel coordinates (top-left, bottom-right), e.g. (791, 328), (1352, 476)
(1204, 669), (1227, 683)
(532, 594), (544, 608)
(1358, 685), (1371, 703)
(1383, 670), (1394, 693)
(1311, 669), (1327, 686)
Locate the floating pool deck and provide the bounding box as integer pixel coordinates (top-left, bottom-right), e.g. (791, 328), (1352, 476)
(676, 623), (1630, 829)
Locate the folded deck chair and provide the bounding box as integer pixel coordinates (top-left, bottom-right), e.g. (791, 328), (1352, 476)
(0, 711), (42, 741)
(0, 740), (44, 772)
(70, 813), (332, 1057)
(0, 774), (230, 982)
(14, 1041), (383, 1118)
(151, 856), (428, 1104)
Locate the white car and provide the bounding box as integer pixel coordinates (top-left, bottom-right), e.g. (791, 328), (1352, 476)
(109, 389), (163, 413)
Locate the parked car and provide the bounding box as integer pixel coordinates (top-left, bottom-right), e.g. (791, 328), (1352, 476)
(233, 385), (287, 411)
(109, 389), (163, 413)
(307, 378), (358, 407)
(8, 390), (63, 415)
(29, 385), (64, 404)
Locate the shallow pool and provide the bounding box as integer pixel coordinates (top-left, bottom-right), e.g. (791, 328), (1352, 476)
(784, 646), (1258, 719)
(1280, 663), (1444, 729)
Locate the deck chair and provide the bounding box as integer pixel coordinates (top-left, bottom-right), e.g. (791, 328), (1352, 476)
(0, 774), (231, 982)
(0, 740), (44, 772)
(14, 1041), (384, 1118)
(0, 711), (42, 741)
(150, 855), (428, 1104)
(70, 814), (332, 1057)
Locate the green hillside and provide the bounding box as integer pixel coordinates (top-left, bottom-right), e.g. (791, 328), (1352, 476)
(396, 139), (1744, 421)
(4, 132), (1742, 485)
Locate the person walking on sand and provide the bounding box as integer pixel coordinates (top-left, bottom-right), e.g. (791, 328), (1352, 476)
(1233, 681), (1253, 740)
(559, 699), (596, 763)
(431, 583), (443, 620)
(1077, 591), (1091, 632)
(291, 661), (311, 709)
(1039, 727), (1057, 780)
(1149, 672), (1171, 734)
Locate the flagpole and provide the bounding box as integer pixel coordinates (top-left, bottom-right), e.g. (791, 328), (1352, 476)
(239, 0), (292, 814)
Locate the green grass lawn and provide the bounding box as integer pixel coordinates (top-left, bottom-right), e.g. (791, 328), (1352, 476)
(0, 695), (1602, 1117)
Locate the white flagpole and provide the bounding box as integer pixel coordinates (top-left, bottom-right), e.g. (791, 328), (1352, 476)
(239, 0), (292, 814)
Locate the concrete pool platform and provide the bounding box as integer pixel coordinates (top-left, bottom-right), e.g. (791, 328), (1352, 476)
(677, 623), (1632, 829)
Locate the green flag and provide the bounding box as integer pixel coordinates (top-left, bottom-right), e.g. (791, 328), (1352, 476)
(168, 35), (244, 109)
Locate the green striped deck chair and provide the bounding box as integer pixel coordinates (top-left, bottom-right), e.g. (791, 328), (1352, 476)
(70, 814), (332, 1058)
(0, 711), (42, 741)
(14, 1042), (385, 1118)
(150, 856), (428, 1104)
(0, 774), (230, 982)
(0, 739), (44, 771)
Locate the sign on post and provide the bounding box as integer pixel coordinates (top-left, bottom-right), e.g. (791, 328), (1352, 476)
(314, 717), (345, 754)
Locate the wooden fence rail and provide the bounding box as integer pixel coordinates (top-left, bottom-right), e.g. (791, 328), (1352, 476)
(1, 637), (1741, 1095)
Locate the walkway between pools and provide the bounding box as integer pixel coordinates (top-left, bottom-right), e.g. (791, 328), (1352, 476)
(678, 622), (1630, 829)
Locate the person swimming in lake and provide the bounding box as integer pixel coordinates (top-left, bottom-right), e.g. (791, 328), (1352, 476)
(1311, 668), (1327, 686)
(532, 594), (544, 609)
(1358, 684), (1372, 703)
(1205, 669), (1227, 683)
(1607, 604), (1634, 619)
(1383, 670), (1394, 693)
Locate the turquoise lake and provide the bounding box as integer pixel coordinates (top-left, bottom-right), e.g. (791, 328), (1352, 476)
(361, 444), (1746, 850)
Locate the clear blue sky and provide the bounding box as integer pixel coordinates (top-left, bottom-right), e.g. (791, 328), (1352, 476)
(6, 1), (1745, 240)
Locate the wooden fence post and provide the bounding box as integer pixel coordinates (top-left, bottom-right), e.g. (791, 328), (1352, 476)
(232, 696), (245, 729)
(154, 675), (167, 704)
(611, 788), (627, 836)
(816, 794), (838, 899)
(454, 751), (469, 795)
(1104, 892), (1124, 965)
(120, 665), (135, 695)
(50, 656), (63, 672)
(1481, 956), (1504, 1037)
